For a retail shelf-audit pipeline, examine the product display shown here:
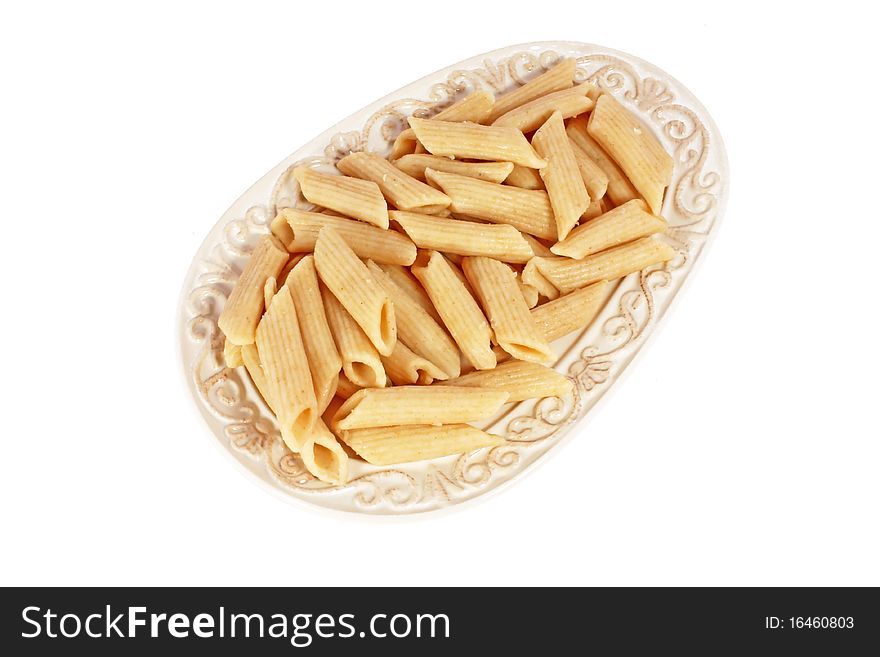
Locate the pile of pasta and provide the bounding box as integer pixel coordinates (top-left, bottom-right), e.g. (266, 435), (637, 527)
(218, 58), (675, 485)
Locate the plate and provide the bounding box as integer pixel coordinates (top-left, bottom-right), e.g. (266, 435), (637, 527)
(178, 41), (728, 515)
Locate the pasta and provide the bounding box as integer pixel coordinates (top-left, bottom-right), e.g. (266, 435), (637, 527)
(218, 234), (288, 345)
(293, 166), (389, 228)
(333, 386), (509, 430)
(566, 116), (640, 207)
(217, 68), (679, 474)
(285, 256), (342, 413)
(255, 285), (317, 452)
(337, 150), (451, 214)
(321, 282), (386, 389)
(411, 251), (497, 371)
(532, 111), (590, 240)
(394, 154), (514, 184)
(340, 424), (503, 466)
(314, 226), (396, 356)
(391, 210), (534, 263)
(492, 82), (595, 133)
(441, 360), (572, 402)
(551, 199), (667, 259)
(408, 118), (546, 169)
(488, 57), (576, 122)
(534, 237), (675, 293)
(281, 207), (416, 265)
(587, 94), (673, 214)
(425, 168), (556, 240)
(462, 256), (553, 364)
(366, 260), (461, 378)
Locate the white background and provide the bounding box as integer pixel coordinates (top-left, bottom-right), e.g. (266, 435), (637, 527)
(1, 1), (877, 587)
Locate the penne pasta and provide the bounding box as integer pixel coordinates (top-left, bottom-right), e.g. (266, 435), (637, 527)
(390, 128), (419, 160)
(277, 254), (307, 285)
(314, 226), (396, 356)
(583, 197), (604, 220)
(394, 154), (514, 184)
(570, 139), (610, 201)
(532, 111), (591, 240)
(522, 258), (560, 300)
(531, 280), (608, 342)
(335, 374), (361, 401)
(255, 285), (317, 451)
(504, 164), (545, 190)
(337, 151), (451, 214)
(285, 256), (342, 413)
(270, 210), (295, 248)
(218, 234), (289, 345)
(281, 207), (416, 265)
(533, 237), (675, 293)
(492, 82), (596, 133)
(566, 116), (639, 207)
(263, 276), (277, 311)
(587, 94), (673, 215)
(366, 260), (461, 378)
(391, 210), (534, 264)
(462, 256), (554, 364)
(381, 340), (448, 386)
(293, 166), (389, 229)
(517, 276), (540, 308)
(441, 360), (572, 401)
(410, 251), (496, 370)
(551, 199), (668, 259)
(408, 118), (546, 169)
(374, 262), (442, 323)
(241, 343), (277, 414)
(223, 338), (243, 369)
(340, 424), (503, 466)
(520, 232), (554, 257)
(333, 385), (509, 430)
(488, 57), (576, 122)
(299, 419), (349, 485)
(425, 168), (556, 240)
(433, 90), (495, 123)
(320, 283), (386, 389)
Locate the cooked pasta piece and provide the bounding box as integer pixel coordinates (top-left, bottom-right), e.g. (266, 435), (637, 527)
(425, 169), (556, 240)
(411, 251), (496, 370)
(285, 256), (342, 413)
(381, 340), (449, 386)
(270, 210), (295, 247)
(320, 283), (386, 389)
(433, 90), (495, 123)
(488, 57), (576, 122)
(223, 338), (243, 368)
(366, 260), (461, 378)
(394, 154), (514, 184)
(255, 285), (317, 452)
(337, 151), (451, 214)
(462, 256), (553, 364)
(408, 118), (546, 169)
(532, 111), (590, 240)
(299, 420), (349, 485)
(390, 128), (419, 160)
(522, 258), (560, 300)
(218, 234), (288, 345)
(374, 262), (442, 324)
(531, 280), (608, 341)
(566, 116), (639, 207)
(241, 343), (276, 414)
(341, 424), (503, 466)
(292, 166), (389, 228)
(391, 210), (534, 264)
(551, 199), (667, 259)
(441, 360), (571, 401)
(333, 386), (509, 430)
(517, 276), (540, 308)
(583, 197), (604, 220)
(570, 139), (609, 200)
(263, 276), (277, 311)
(335, 374), (361, 401)
(277, 254), (307, 285)
(492, 82), (595, 133)
(521, 232), (554, 257)
(282, 208), (416, 265)
(504, 164), (545, 190)
(587, 94), (673, 214)
(314, 227), (396, 356)
(534, 237), (675, 293)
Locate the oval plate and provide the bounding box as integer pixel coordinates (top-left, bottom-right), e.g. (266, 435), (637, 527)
(178, 41), (728, 515)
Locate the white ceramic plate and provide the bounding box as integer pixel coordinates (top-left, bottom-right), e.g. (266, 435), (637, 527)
(178, 41), (728, 516)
